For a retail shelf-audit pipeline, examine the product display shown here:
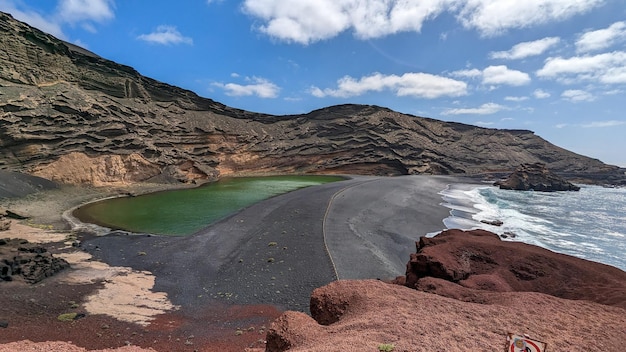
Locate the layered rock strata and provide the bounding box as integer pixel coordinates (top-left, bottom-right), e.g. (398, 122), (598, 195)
(1, 12), (622, 185)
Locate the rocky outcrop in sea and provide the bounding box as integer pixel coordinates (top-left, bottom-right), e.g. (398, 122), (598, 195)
(495, 163), (581, 191)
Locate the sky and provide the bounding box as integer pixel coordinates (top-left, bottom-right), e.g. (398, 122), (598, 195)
(1, 0), (626, 167)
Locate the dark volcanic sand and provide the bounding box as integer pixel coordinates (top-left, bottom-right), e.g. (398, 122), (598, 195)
(1, 175), (475, 351)
(80, 176), (470, 312)
(0, 171), (58, 199)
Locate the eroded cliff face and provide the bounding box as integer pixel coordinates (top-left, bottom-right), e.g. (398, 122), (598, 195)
(0, 12), (620, 185)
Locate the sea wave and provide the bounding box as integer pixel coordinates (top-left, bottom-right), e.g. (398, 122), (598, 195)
(439, 183), (626, 271)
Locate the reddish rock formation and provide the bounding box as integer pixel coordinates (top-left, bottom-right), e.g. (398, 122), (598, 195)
(495, 162), (581, 191)
(404, 229), (626, 309)
(263, 280), (626, 352)
(263, 230), (626, 352)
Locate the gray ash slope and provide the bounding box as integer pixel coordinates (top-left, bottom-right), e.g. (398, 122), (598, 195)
(1, 12), (622, 184)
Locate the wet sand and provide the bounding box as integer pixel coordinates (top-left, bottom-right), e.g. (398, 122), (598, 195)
(324, 175), (475, 280)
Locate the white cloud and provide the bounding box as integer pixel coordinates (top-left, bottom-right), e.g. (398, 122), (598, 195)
(451, 65), (531, 86)
(558, 120), (626, 128)
(561, 89), (594, 102)
(442, 102), (507, 115)
(482, 65), (531, 86)
(450, 68), (482, 78)
(243, 0), (603, 44)
(537, 51), (626, 84)
(242, 0), (351, 44)
(533, 89), (551, 99)
(1, 0), (114, 38)
(214, 77), (280, 98)
(457, 0), (603, 37)
(310, 72), (467, 99)
(284, 96), (302, 102)
(581, 120), (625, 128)
(137, 26), (193, 45)
(504, 96), (528, 102)
(576, 21), (626, 53)
(490, 37), (560, 60)
(0, 2), (66, 38)
(56, 0), (115, 24)
(241, 0), (460, 44)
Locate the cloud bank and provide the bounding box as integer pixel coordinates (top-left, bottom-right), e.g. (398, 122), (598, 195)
(310, 72), (468, 99)
(243, 0), (604, 44)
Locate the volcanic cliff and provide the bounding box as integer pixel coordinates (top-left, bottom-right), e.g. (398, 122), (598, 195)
(0, 12), (622, 185)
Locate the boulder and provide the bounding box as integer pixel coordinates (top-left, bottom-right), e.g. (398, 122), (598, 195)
(480, 219), (503, 226)
(264, 280), (626, 352)
(404, 229), (626, 309)
(0, 217), (10, 231)
(263, 230), (626, 351)
(495, 163), (580, 191)
(0, 238), (70, 283)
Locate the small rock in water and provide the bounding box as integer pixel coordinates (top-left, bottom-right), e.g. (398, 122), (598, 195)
(481, 219), (503, 226)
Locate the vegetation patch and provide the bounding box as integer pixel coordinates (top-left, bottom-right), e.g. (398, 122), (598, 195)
(57, 312), (78, 322)
(378, 343), (395, 352)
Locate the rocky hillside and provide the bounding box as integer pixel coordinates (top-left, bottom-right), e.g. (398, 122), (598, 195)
(0, 12), (621, 185)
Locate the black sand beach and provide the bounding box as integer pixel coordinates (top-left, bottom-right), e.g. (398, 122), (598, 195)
(0, 171), (58, 199)
(80, 175), (477, 312)
(324, 175), (474, 280)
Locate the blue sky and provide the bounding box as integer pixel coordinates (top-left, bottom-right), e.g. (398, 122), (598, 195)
(2, 0), (626, 167)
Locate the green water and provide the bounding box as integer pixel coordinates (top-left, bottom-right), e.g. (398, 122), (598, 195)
(74, 175), (344, 236)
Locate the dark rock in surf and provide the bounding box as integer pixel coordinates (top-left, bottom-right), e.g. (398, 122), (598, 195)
(495, 163), (580, 192)
(480, 219), (503, 226)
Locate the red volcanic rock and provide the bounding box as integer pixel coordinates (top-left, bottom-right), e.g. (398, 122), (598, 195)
(262, 230), (626, 352)
(263, 280), (626, 352)
(404, 229), (626, 309)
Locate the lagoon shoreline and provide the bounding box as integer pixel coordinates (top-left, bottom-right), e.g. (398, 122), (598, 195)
(79, 176), (479, 308)
(1, 174), (476, 351)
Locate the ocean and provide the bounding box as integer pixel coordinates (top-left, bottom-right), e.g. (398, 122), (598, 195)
(438, 183), (626, 271)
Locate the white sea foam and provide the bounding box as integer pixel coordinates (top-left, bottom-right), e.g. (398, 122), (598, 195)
(439, 184), (626, 271)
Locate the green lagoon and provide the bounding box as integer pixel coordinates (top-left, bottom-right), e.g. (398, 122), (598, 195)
(74, 175), (344, 236)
